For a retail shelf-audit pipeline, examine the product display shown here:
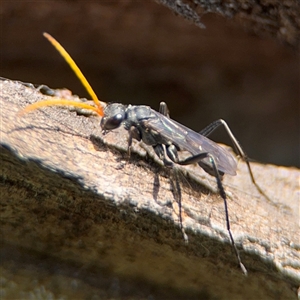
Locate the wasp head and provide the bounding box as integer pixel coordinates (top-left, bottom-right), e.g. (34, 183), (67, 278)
(100, 103), (126, 133)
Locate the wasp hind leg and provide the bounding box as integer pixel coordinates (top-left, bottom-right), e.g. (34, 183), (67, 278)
(165, 144), (247, 275)
(199, 119), (269, 202)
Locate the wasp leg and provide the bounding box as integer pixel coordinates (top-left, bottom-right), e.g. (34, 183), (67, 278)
(127, 126), (141, 157)
(159, 102), (170, 118)
(165, 145), (223, 177)
(157, 102), (173, 164)
(199, 119), (268, 200)
(155, 142), (188, 243)
(153, 144), (173, 167)
(166, 144), (247, 275)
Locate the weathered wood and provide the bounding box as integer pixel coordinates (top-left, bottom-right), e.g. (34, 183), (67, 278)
(0, 79), (299, 299)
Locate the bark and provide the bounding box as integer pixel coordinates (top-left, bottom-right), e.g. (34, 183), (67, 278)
(1, 79), (299, 299)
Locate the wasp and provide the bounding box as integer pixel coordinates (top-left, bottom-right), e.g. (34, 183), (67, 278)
(21, 33), (268, 275)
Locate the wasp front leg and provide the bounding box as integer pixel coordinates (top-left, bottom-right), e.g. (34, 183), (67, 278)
(127, 126), (142, 157)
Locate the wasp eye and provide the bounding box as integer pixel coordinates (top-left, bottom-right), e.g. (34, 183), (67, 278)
(100, 113), (123, 130)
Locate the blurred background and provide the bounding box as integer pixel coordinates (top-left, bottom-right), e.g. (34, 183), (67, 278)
(1, 1), (299, 167)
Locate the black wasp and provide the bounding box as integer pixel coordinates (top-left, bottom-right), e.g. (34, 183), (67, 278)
(21, 33), (268, 276)
(100, 102), (250, 275)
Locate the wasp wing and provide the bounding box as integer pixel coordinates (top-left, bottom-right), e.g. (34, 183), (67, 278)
(142, 111), (237, 176)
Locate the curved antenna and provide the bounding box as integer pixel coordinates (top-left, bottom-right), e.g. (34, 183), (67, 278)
(18, 99), (101, 117)
(19, 33), (104, 116)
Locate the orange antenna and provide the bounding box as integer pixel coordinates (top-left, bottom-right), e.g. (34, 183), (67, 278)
(19, 99), (101, 117)
(19, 33), (104, 116)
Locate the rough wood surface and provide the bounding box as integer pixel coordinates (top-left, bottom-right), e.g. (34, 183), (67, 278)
(1, 79), (299, 299)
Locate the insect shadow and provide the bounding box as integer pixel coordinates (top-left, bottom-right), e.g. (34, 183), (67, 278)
(90, 131), (190, 245)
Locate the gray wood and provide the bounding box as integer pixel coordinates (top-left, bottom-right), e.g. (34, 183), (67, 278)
(0, 79), (299, 299)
